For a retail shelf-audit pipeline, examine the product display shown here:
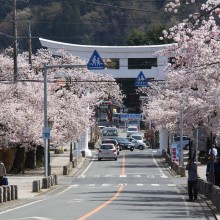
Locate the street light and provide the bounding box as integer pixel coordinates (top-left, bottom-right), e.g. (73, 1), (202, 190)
(43, 63), (88, 177)
(47, 117), (54, 176)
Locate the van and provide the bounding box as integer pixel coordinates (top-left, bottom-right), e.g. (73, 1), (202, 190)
(101, 127), (118, 140)
(173, 136), (190, 150)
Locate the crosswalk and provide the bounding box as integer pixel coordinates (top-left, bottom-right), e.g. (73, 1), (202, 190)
(69, 183), (177, 187)
(77, 174), (168, 178)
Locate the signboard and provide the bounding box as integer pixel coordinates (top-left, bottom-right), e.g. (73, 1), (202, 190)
(42, 127), (50, 139)
(134, 71), (148, 87)
(120, 113), (142, 122)
(171, 143), (180, 161)
(87, 50), (105, 70)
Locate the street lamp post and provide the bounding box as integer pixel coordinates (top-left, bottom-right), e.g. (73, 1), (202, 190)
(43, 63), (88, 176)
(47, 118), (54, 176)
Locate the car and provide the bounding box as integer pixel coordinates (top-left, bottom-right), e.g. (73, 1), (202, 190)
(98, 113), (108, 122)
(111, 137), (134, 151)
(98, 144), (117, 161)
(127, 126), (139, 137)
(98, 125), (106, 133)
(173, 136), (190, 150)
(128, 134), (146, 150)
(112, 113), (120, 122)
(102, 139), (120, 155)
(101, 127), (118, 140)
(127, 120), (140, 129)
(127, 137), (146, 150)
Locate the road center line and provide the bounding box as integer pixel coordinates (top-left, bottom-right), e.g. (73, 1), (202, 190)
(77, 152), (126, 220)
(77, 184), (124, 220)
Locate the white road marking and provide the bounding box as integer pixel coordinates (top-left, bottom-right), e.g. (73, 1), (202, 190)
(105, 174), (113, 177)
(55, 185), (73, 196)
(0, 200), (43, 215)
(68, 199), (83, 203)
(19, 217), (51, 220)
(78, 175), (85, 178)
(120, 175), (127, 177)
(133, 175), (141, 177)
(136, 184), (144, 186)
(102, 184), (111, 186)
(151, 184), (160, 186)
(168, 184), (176, 187)
(88, 184), (95, 187)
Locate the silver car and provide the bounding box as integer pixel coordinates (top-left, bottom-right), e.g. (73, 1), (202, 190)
(98, 144), (117, 161)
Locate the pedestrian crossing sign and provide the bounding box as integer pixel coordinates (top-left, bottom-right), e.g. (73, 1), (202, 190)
(134, 71), (148, 87)
(87, 50), (105, 70)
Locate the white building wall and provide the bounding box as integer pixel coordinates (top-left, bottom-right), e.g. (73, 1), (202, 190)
(39, 38), (169, 79)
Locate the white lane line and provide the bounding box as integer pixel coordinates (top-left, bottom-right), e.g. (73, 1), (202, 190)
(55, 185), (73, 196)
(152, 154), (168, 179)
(161, 175), (168, 178)
(0, 200), (43, 215)
(80, 156), (95, 176)
(88, 184), (95, 187)
(78, 175), (85, 178)
(151, 184), (160, 186)
(102, 184), (111, 187)
(105, 174), (113, 177)
(133, 175), (141, 178)
(72, 184), (79, 187)
(120, 175), (127, 177)
(168, 184), (176, 187)
(136, 184), (144, 186)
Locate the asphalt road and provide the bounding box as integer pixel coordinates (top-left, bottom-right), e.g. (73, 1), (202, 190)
(0, 128), (217, 220)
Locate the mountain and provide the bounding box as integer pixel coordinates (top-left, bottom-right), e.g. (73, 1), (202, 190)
(0, 0), (205, 52)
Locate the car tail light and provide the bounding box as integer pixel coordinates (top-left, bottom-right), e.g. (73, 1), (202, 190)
(113, 149), (116, 153)
(99, 149), (102, 153)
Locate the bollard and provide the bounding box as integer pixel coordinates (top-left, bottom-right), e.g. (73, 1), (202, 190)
(10, 185), (15, 200)
(42, 177), (49, 189)
(0, 187), (3, 203)
(7, 186), (11, 201)
(14, 185), (18, 200)
(33, 180), (40, 192)
(3, 186), (7, 202)
(54, 174), (58, 185)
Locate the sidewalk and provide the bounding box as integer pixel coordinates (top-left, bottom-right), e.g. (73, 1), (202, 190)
(8, 145), (73, 199)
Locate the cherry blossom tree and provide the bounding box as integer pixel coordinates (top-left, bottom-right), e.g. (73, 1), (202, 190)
(0, 48), (123, 149)
(141, 0), (220, 140)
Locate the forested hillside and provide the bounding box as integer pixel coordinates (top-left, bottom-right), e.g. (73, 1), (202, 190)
(0, 0), (206, 52)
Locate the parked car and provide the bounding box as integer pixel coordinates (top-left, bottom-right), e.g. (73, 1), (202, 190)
(98, 144), (117, 161)
(102, 139), (119, 155)
(173, 136), (190, 150)
(111, 137), (134, 151)
(127, 126), (139, 137)
(101, 127), (118, 140)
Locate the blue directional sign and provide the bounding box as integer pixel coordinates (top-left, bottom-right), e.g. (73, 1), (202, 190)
(42, 127), (50, 139)
(87, 50), (105, 70)
(134, 71), (148, 87)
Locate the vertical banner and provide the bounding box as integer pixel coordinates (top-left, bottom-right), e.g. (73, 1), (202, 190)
(171, 143), (180, 161)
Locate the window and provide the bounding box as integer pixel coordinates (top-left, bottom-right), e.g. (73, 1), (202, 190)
(128, 58), (157, 69)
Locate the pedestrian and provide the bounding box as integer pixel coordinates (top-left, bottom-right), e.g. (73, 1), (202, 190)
(206, 153), (215, 184)
(209, 144), (218, 159)
(185, 158), (198, 202)
(0, 160), (6, 186)
(214, 155), (220, 187)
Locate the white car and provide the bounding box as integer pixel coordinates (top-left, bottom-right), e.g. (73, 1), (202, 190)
(98, 144), (117, 161)
(173, 136), (190, 150)
(129, 133), (146, 150)
(101, 127), (118, 140)
(127, 126), (139, 137)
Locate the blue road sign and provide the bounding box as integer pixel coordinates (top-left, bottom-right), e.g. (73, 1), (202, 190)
(134, 71), (148, 87)
(87, 50), (105, 70)
(42, 127), (50, 139)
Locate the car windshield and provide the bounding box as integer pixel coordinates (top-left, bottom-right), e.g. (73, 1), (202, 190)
(101, 145), (114, 149)
(131, 136), (142, 140)
(128, 127), (137, 131)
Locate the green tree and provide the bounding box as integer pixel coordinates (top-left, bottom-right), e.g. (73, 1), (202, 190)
(126, 31), (146, 46)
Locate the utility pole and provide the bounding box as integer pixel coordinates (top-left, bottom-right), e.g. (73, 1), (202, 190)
(13, 0), (18, 82)
(28, 21), (32, 65)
